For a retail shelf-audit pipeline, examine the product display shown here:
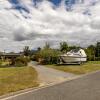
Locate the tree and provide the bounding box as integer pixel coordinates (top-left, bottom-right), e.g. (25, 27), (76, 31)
(15, 56), (30, 66)
(10, 57), (16, 66)
(95, 42), (100, 57)
(37, 47), (41, 51)
(85, 45), (95, 61)
(95, 42), (100, 60)
(23, 46), (30, 56)
(60, 42), (69, 53)
(44, 42), (50, 49)
(35, 48), (61, 64)
(68, 46), (80, 51)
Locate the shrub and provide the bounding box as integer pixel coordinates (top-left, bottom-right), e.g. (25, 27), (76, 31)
(16, 56), (30, 67)
(34, 48), (61, 65)
(10, 56), (30, 67)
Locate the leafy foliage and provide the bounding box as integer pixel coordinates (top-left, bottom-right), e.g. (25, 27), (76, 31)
(85, 45), (95, 61)
(34, 44), (61, 64)
(23, 46), (31, 56)
(15, 56), (30, 67)
(85, 42), (100, 61)
(60, 42), (69, 53)
(10, 56), (30, 67)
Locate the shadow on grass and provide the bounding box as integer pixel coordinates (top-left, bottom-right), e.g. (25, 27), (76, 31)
(56, 64), (81, 66)
(0, 66), (16, 68)
(0, 65), (25, 68)
(0, 65), (12, 68)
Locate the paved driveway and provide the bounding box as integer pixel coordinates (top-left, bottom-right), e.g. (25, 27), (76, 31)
(2, 70), (100, 100)
(29, 62), (76, 85)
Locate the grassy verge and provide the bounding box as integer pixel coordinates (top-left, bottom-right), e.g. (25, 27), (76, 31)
(46, 61), (100, 75)
(0, 66), (39, 96)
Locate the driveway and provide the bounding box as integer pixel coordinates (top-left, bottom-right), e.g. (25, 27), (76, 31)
(2, 70), (100, 100)
(29, 62), (77, 85)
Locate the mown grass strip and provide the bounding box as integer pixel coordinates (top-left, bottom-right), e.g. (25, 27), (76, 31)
(46, 61), (100, 75)
(0, 66), (39, 96)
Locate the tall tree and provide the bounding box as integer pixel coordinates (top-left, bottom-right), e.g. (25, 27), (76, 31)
(23, 46), (30, 56)
(95, 42), (100, 58)
(37, 47), (41, 51)
(85, 45), (95, 61)
(44, 42), (50, 49)
(60, 42), (69, 53)
(68, 46), (80, 51)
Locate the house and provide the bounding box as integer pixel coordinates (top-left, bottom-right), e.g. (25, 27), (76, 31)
(0, 52), (22, 59)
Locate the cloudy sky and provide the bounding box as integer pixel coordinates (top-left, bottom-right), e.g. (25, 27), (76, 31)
(0, 0), (100, 52)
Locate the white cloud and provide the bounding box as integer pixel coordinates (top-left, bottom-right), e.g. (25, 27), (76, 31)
(0, 0), (100, 52)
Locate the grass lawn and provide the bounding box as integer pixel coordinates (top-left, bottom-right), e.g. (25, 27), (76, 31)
(0, 66), (39, 96)
(46, 61), (100, 75)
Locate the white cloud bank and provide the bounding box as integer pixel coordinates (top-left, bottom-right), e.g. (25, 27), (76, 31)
(0, 0), (100, 52)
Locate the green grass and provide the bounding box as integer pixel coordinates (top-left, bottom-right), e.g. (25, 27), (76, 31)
(0, 66), (39, 96)
(46, 61), (100, 75)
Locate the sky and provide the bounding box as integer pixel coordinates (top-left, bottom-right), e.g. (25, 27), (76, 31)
(0, 0), (100, 52)
(50, 0), (61, 5)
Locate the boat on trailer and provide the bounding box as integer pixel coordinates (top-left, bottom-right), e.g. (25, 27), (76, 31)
(58, 49), (87, 64)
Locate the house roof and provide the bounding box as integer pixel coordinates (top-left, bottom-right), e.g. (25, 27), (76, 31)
(0, 53), (22, 57)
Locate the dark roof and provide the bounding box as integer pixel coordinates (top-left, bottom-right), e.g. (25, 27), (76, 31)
(0, 53), (22, 57)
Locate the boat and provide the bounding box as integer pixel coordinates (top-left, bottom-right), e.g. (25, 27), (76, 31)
(58, 49), (87, 64)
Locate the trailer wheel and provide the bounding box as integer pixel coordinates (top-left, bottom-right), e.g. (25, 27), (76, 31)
(57, 58), (61, 64)
(79, 61), (82, 65)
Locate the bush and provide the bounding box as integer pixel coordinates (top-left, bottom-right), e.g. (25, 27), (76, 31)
(0, 60), (2, 66)
(10, 56), (30, 67)
(15, 56), (30, 67)
(34, 48), (61, 65)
